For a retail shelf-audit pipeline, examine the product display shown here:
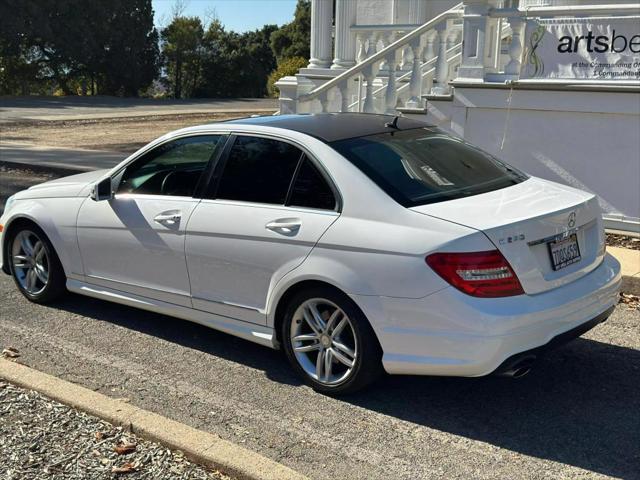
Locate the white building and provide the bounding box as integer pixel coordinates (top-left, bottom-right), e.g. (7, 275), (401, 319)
(276, 0), (640, 232)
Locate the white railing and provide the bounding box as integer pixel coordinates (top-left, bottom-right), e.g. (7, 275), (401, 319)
(290, 5), (465, 114)
(346, 20), (515, 113)
(346, 42), (463, 113)
(277, 2), (640, 116)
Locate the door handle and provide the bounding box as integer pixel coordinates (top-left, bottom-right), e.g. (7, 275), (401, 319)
(154, 211), (182, 225)
(265, 218), (301, 235)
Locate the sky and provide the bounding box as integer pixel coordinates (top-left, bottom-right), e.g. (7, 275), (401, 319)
(152, 0), (298, 32)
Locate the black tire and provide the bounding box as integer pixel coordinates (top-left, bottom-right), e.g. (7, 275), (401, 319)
(7, 222), (67, 304)
(281, 285), (383, 395)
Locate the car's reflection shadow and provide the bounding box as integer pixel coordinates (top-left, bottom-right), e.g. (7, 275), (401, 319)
(55, 293), (639, 479)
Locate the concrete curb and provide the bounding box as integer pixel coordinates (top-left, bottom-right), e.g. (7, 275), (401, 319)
(608, 246), (640, 296)
(0, 359), (308, 480)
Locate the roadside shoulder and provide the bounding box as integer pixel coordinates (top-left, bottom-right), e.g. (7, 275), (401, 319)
(0, 359), (308, 480)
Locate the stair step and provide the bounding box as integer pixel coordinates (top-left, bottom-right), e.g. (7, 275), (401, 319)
(422, 93), (454, 101)
(397, 107), (427, 115)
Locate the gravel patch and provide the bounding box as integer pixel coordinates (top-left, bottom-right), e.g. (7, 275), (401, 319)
(0, 381), (230, 480)
(606, 233), (640, 251)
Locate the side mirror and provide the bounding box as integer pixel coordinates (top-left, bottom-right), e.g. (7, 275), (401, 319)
(91, 177), (114, 201)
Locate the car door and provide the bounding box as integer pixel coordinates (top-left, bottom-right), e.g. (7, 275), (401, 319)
(185, 134), (340, 324)
(76, 134), (227, 307)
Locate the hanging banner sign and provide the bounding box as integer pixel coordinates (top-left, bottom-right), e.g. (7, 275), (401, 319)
(521, 16), (640, 80)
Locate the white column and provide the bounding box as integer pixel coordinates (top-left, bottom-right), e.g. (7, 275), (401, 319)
(309, 0), (334, 69)
(332, 0), (357, 69)
(457, 0), (491, 80)
(406, 0), (427, 24)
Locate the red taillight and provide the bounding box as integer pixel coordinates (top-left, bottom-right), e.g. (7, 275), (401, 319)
(426, 250), (524, 298)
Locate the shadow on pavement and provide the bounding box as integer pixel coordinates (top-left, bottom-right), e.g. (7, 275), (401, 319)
(54, 292), (301, 387)
(53, 292), (639, 478)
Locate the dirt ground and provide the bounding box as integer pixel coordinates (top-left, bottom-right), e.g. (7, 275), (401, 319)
(1, 112), (265, 153)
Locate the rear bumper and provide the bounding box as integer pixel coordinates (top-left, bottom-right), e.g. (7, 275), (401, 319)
(351, 253), (621, 377)
(491, 304), (614, 375)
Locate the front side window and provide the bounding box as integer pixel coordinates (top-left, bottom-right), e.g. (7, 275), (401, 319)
(215, 136), (302, 204)
(118, 135), (225, 197)
(330, 128), (527, 207)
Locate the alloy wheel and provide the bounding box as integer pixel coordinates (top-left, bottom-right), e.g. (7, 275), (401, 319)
(11, 230), (50, 296)
(290, 298), (358, 386)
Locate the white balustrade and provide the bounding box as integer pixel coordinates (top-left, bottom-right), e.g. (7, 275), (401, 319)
(504, 15), (525, 76)
(277, 0), (640, 116)
(432, 24), (451, 95)
(356, 33), (367, 64)
(405, 38), (425, 108)
(362, 62), (381, 113)
(400, 45), (413, 71)
(284, 5), (467, 114)
(338, 81), (350, 112)
(384, 50), (399, 114)
(423, 30), (437, 63)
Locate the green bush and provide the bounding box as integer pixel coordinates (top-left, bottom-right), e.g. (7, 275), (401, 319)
(267, 56), (307, 97)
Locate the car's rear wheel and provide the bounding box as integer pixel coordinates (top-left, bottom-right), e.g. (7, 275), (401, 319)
(281, 286), (382, 394)
(8, 224), (66, 303)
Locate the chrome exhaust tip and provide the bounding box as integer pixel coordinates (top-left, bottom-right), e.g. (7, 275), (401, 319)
(498, 355), (536, 378)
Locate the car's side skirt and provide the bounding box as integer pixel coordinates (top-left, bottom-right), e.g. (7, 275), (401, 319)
(66, 278), (277, 349)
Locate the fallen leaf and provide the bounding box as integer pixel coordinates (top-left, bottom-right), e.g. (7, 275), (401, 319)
(2, 347), (20, 358)
(95, 432), (104, 441)
(112, 462), (137, 474)
(113, 443), (137, 455)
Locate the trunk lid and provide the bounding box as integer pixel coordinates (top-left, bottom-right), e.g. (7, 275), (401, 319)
(411, 177), (606, 295)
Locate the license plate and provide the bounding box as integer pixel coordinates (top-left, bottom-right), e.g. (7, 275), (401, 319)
(548, 234), (581, 271)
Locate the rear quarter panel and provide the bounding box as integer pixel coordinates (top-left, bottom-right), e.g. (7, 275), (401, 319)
(265, 211), (495, 327)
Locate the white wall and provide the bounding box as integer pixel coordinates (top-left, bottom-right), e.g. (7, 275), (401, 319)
(356, 0), (459, 26)
(520, 0), (639, 6)
(356, 0), (393, 25)
(446, 87), (640, 222)
(423, 0), (460, 20)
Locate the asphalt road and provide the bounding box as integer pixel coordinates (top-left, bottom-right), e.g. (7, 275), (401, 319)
(0, 96), (278, 123)
(1, 272), (638, 479)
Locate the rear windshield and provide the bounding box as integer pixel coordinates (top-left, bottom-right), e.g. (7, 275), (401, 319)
(330, 128), (527, 207)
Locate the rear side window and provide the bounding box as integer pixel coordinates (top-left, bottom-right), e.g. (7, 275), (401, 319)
(287, 158), (336, 210)
(215, 136), (302, 204)
(330, 129), (527, 207)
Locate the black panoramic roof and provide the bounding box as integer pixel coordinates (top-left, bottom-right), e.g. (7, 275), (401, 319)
(226, 113), (434, 142)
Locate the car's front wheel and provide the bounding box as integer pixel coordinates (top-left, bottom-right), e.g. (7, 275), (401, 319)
(8, 223), (67, 303)
(281, 286), (382, 395)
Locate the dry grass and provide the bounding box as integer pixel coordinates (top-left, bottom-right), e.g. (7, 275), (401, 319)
(1, 112), (264, 153)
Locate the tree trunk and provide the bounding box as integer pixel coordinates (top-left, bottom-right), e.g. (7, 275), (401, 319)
(174, 53), (182, 98)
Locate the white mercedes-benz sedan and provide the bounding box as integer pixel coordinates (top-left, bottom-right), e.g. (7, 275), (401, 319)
(0, 114), (621, 394)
